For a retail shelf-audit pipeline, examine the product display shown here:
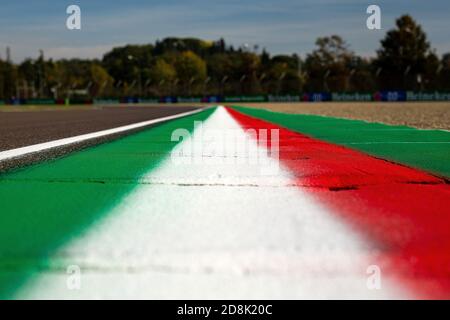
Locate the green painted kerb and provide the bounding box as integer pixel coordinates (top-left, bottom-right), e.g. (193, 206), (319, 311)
(0, 108), (214, 299)
(232, 106), (450, 178)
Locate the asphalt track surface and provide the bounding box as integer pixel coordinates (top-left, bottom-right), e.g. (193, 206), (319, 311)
(0, 106), (200, 151)
(0, 106), (200, 171)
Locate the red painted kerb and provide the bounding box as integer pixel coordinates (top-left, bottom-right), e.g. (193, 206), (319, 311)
(226, 106), (450, 299)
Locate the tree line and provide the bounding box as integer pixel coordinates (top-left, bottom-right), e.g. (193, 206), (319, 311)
(1, 15), (450, 100)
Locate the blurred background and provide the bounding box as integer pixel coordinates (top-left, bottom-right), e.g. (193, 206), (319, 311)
(0, 1), (449, 102)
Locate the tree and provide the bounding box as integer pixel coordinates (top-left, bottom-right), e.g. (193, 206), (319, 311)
(303, 35), (354, 91)
(89, 64), (114, 97)
(2, 28), (449, 99)
(263, 55), (303, 94)
(0, 60), (18, 99)
(349, 57), (376, 92)
(437, 53), (450, 91)
(229, 52), (261, 94)
(153, 38), (212, 57)
(102, 45), (153, 85)
(374, 15), (436, 90)
(149, 58), (177, 96)
(18, 59), (38, 98)
(173, 51), (207, 95)
(205, 53), (234, 94)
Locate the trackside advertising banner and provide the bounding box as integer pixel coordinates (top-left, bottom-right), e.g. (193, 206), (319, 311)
(373, 91), (407, 102)
(268, 95), (301, 102)
(332, 93), (373, 102)
(406, 91), (450, 101)
(93, 98), (121, 105)
(26, 99), (56, 105)
(224, 95), (266, 103)
(6, 92), (450, 105)
(302, 93), (332, 102)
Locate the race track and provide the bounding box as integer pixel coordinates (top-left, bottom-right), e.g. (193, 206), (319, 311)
(0, 105), (449, 299)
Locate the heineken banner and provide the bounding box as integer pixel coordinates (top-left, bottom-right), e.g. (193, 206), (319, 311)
(5, 92), (450, 105)
(406, 91), (450, 101)
(332, 92), (373, 102)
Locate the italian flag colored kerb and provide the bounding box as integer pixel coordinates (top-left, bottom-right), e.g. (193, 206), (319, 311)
(2, 106), (449, 299)
(227, 107), (450, 300)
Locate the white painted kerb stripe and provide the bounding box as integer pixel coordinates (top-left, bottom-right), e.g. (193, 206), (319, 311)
(0, 108), (204, 162)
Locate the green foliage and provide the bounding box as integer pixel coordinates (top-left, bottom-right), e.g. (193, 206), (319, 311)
(89, 64), (114, 97)
(174, 51), (207, 82)
(0, 60), (18, 99)
(374, 15), (438, 90)
(150, 58), (176, 82)
(1, 18), (449, 99)
(304, 35), (354, 92)
(102, 44), (153, 86)
(148, 58), (177, 96)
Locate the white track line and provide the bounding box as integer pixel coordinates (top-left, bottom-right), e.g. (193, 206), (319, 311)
(0, 108), (204, 162)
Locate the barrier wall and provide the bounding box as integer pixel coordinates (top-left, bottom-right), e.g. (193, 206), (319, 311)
(406, 91), (450, 101)
(3, 92), (450, 106)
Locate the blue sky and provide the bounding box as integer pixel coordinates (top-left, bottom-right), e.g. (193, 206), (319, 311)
(0, 0), (449, 62)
